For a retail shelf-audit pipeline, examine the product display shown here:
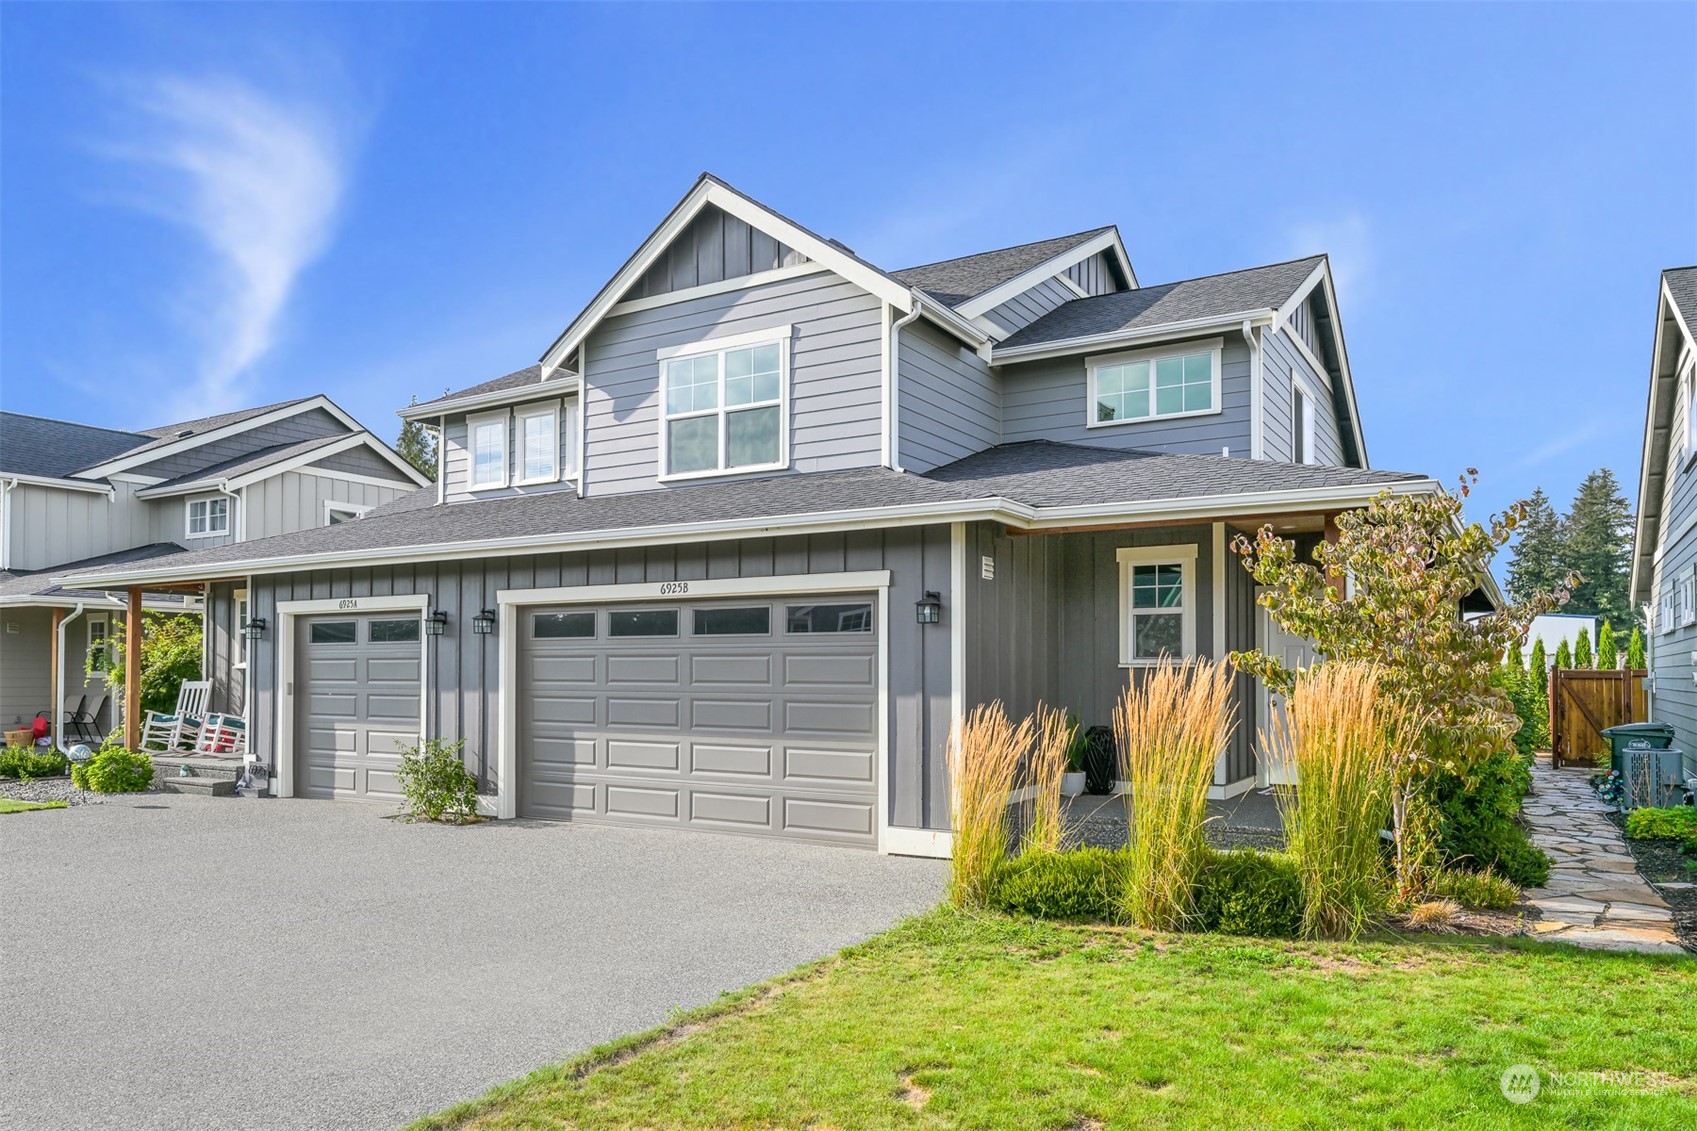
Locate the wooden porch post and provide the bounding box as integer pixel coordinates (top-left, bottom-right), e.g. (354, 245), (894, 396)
(124, 587), (143, 751)
(1322, 513), (1345, 596)
(49, 608), (64, 740)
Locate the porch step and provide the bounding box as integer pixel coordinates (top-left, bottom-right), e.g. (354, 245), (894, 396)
(156, 775), (237, 797)
(149, 756), (244, 793)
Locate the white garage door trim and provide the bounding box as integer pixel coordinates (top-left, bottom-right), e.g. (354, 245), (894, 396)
(496, 571), (895, 849)
(274, 594), (432, 801)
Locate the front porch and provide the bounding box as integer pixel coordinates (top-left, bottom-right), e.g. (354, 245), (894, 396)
(1065, 787), (1284, 851)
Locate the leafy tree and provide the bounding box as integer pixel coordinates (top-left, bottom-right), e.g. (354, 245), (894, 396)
(1231, 471), (1572, 895)
(1597, 621), (1618, 669)
(396, 398), (439, 482)
(1627, 626), (1646, 669)
(87, 612), (203, 717)
(1505, 487), (1567, 607)
(1561, 468), (1635, 628)
(1573, 626), (1593, 668)
(1555, 638), (1572, 670)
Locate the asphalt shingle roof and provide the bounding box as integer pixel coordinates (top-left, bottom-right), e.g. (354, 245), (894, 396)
(135, 435), (355, 494)
(891, 228), (1115, 307)
(75, 396), (324, 472)
(998, 256), (1326, 351)
(0, 544), (187, 601)
(0, 413), (150, 480)
(1666, 267), (1697, 337)
(57, 444), (1429, 584)
(411, 365), (569, 411)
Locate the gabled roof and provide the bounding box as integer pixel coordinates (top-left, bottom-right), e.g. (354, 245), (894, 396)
(0, 412), (149, 481)
(131, 432), (426, 497)
(892, 228), (1118, 306)
(1666, 266), (1697, 339)
(996, 256), (1326, 352)
(69, 394), (365, 480)
(1630, 266), (1697, 604)
(398, 364), (579, 422)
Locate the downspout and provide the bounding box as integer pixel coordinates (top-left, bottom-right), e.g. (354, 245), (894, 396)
(217, 483), (242, 543)
(1, 477), (16, 571)
(889, 298), (925, 474)
(1242, 319), (1264, 460)
(55, 602), (86, 754)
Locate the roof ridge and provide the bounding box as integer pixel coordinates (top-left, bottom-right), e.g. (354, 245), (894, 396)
(138, 394), (316, 436)
(890, 226), (1115, 274)
(1132, 253), (1326, 292)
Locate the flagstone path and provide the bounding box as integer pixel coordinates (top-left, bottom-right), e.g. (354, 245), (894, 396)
(1520, 755), (1687, 955)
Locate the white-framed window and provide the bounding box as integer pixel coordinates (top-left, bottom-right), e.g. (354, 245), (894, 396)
(324, 502), (370, 526)
(1293, 371), (1317, 465)
(1682, 569), (1697, 628)
(468, 411), (509, 489)
(514, 402), (560, 485)
(1087, 338), (1223, 428)
(657, 326), (791, 480)
(235, 588), (249, 667)
(186, 497), (230, 538)
(1116, 544), (1199, 664)
(1661, 587), (1678, 636)
(1683, 351), (1696, 458)
(88, 614), (111, 674)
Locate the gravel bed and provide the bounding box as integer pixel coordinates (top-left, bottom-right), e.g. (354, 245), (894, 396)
(1066, 813), (1285, 852)
(1605, 810), (1697, 951)
(0, 775), (159, 805)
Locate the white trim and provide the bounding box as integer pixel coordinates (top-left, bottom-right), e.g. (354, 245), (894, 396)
(513, 401), (562, 486)
(1211, 522), (1228, 786)
(134, 434), (421, 499)
(1284, 324), (1334, 393)
(1085, 338), (1225, 429)
(1247, 321), (1265, 460)
(875, 584), (891, 853)
(398, 377), (582, 423)
(1206, 776), (1257, 800)
(992, 311), (1277, 366)
(656, 328), (791, 482)
(274, 594), (431, 801)
(608, 262), (828, 316)
(654, 323), (794, 362)
(436, 415), (447, 505)
(106, 473), (165, 486)
(1275, 260), (1331, 324)
(58, 478), (1444, 589)
(1313, 266), (1368, 467)
(882, 826), (953, 858)
(497, 601), (518, 819)
(185, 496), (231, 539)
(1056, 272), (1091, 299)
(0, 472), (115, 496)
(1292, 369), (1320, 465)
(1116, 543), (1200, 665)
(467, 410), (511, 490)
(75, 396), (364, 479)
(955, 229), (1121, 319)
(879, 303), (893, 468)
(290, 466), (425, 492)
(496, 570), (890, 608)
(949, 521), (967, 740)
(323, 500), (372, 526)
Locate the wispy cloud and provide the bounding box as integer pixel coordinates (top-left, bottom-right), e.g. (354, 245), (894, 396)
(1512, 420), (1614, 470)
(100, 72), (354, 414)
(1285, 213), (1371, 297)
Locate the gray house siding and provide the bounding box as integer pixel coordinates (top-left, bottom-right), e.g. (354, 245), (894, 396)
(583, 271), (884, 496)
(128, 408), (349, 481)
(1000, 336), (1254, 457)
(245, 471), (408, 540)
(164, 490), (238, 550)
(441, 397), (580, 504)
(0, 607), (53, 729)
(620, 204), (808, 303)
(896, 320), (998, 474)
(312, 444), (411, 481)
(1067, 251), (1123, 297)
(4, 481), (160, 573)
(984, 276), (1076, 337)
(1649, 361), (1697, 752)
(962, 525), (1060, 720)
(237, 525), (954, 832)
(1262, 327), (1346, 466)
(206, 582), (247, 719)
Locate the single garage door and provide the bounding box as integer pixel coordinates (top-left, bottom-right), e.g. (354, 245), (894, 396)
(296, 613), (423, 800)
(519, 595), (879, 846)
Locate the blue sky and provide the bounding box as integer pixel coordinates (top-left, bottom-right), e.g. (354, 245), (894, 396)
(3, 3), (1693, 525)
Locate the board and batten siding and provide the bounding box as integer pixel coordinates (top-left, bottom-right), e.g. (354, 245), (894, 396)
(620, 203), (808, 303)
(441, 396), (580, 504)
(1261, 327), (1346, 466)
(0, 607), (53, 729)
(896, 320), (998, 474)
(1067, 251), (1124, 297)
(1649, 360), (1697, 754)
(244, 470), (410, 541)
(238, 525), (955, 831)
(983, 276), (1077, 337)
(127, 408), (350, 481)
(1000, 336), (1254, 457)
(582, 270), (885, 495)
(206, 581), (248, 718)
(4, 480), (162, 572)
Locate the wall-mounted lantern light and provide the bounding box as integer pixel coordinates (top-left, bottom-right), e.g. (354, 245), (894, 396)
(426, 610), (449, 637)
(472, 608), (498, 636)
(242, 616), (267, 641)
(915, 591), (942, 625)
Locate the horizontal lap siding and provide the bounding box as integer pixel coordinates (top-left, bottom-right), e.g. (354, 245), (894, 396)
(311, 445), (410, 481)
(984, 276), (1076, 337)
(441, 397), (580, 504)
(585, 272), (884, 494)
(1262, 328), (1345, 466)
(897, 320), (998, 473)
(1001, 338), (1253, 457)
(242, 525), (954, 831)
(1650, 366), (1697, 751)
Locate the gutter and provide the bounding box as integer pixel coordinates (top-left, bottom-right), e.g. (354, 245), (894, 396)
(398, 376), (582, 422)
(0, 477), (13, 571)
(990, 310), (1278, 366)
(1244, 319), (1265, 459)
(53, 477), (1443, 590)
(0, 472), (115, 497)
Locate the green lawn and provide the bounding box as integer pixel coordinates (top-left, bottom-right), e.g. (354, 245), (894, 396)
(415, 911), (1694, 1130)
(0, 798), (66, 813)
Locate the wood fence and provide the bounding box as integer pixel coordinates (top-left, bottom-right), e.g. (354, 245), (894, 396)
(1549, 668), (1648, 769)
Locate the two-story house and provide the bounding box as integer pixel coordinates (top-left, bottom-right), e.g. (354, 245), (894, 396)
(1, 396), (429, 737)
(1630, 266), (1697, 751)
(63, 174), (1441, 855)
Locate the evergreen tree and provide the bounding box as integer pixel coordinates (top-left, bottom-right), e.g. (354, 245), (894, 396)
(1574, 626), (1593, 668)
(1597, 621), (1618, 669)
(1627, 626), (1646, 669)
(1505, 487), (1568, 606)
(1555, 638), (1572, 670)
(396, 399), (439, 483)
(1529, 637), (1548, 690)
(1528, 638), (1551, 750)
(1561, 468), (1635, 628)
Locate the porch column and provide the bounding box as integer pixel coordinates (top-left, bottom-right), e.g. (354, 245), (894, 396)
(124, 587), (143, 751)
(49, 608), (64, 739)
(1322, 514), (1345, 597)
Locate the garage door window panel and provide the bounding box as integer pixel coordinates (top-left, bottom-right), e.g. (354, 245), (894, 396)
(786, 603), (873, 633)
(310, 621), (358, 645)
(369, 618), (421, 643)
(609, 609), (679, 637)
(534, 611), (595, 638)
(694, 606), (771, 636)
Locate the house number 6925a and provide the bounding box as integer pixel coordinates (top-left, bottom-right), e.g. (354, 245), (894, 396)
(659, 582), (689, 595)
(338, 599), (359, 609)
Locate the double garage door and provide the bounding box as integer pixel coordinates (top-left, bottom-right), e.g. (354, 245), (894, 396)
(295, 613), (423, 800)
(518, 594), (880, 847)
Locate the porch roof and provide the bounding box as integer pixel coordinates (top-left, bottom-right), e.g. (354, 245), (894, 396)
(52, 444), (1438, 588)
(0, 544), (193, 607)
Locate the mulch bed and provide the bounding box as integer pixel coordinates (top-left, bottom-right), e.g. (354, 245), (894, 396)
(1605, 810), (1697, 951)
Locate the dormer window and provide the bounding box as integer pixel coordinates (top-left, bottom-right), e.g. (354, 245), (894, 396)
(658, 327), (790, 481)
(186, 497), (229, 538)
(1087, 339), (1222, 428)
(515, 405), (559, 484)
(469, 412), (509, 489)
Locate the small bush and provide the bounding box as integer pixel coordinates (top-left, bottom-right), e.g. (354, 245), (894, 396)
(1407, 899), (1461, 933)
(0, 747), (69, 780)
(71, 747), (154, 793)
(1625, 806), (1697, 840)
(1425, 867), (1519, 910)
(395, 738), (479, 822)
(1193, 849), (1304, 938)
(1429, 750), (1550, 888)
(988, 848), (1126, 920)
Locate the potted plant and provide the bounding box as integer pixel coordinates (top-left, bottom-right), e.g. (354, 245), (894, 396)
(1061, 716), (1088, 797)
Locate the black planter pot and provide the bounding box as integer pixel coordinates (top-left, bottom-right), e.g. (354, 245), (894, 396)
(1082, 725), (1116, 795)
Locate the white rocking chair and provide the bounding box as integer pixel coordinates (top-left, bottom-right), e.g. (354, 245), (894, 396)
(139, 681), (212, 752)
(195, 714), (248, 756)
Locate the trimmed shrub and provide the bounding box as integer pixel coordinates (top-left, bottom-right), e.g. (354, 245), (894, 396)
(1193, 849), (1303, 938)
(71, 747), (154, 793)
(1425, 867), (1519, 911)
(1428, 751), (1550, 888)
(0, 747), (69, 780)
(394, 738), (479, 822)
(1625, 806), (1697, 841)
(987, 848), (1126, 920)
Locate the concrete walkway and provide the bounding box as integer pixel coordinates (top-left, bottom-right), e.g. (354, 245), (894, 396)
(1521, 755), (1686, 954)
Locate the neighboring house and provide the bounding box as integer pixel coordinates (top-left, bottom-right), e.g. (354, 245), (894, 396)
(1524, 613), (1601, 662)
(0, 397), (429, 736)
(62, 173), (1444, 856)
(1630, 266), (1697, 745)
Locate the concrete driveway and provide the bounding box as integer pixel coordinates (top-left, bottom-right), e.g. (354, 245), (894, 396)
(2, 794), (946, 1130)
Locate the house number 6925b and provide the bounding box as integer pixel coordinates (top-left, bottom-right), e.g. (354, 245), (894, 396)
(659, 582), (689, 595)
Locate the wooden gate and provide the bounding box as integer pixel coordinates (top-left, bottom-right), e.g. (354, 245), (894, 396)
(1549, 668), (1648, 769)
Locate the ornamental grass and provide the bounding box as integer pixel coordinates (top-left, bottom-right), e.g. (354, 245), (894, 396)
(948, 702), (1032, 907)
(1114, 657), (1237, 931)
(1021, 705), (1072, 855)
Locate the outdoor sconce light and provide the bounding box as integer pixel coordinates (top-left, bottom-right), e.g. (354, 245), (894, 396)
(242, 616), (267, 641)
(472, 609), (498, 636)
(425, 610), (448, 637)
(915, 591), (942, 625)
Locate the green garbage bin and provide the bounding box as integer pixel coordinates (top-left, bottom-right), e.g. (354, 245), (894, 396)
(1600, 722), (1677, 777)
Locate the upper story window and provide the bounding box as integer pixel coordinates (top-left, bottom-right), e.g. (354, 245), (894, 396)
(469, 412), (509, 489)
(1116, 544), (1198, 664)
(657, 327), (790, 480)
(1087, 339), (1222, 428)
(1293, 373), (1316, 465)
(516, 405), (560, 484)
(1683, 352), (1696, 459)
(186, 497), (229, 538)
